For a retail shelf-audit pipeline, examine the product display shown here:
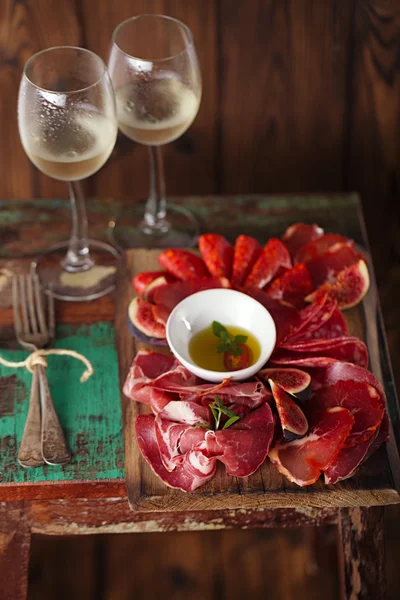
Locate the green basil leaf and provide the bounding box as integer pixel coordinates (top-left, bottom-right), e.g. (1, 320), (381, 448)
(235, 335), (248, 344)
(217, 342), (231, 353)
(223, 415), (240, 429)
(214, 396), (224, 408)
(212, 321), (229, 339)
(233, 346), (244, 357)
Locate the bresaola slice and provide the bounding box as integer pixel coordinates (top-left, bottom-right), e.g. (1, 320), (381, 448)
(244, 238), (292, 288)
(198, 234), (233, 279)
(231, 235), (262, 285)
(282, 223), (324, 259)
(265, 263), (314, 308)
(269, 407), (354, 486)
(269, 380), (308, 441)
(323, 430), (379, 485)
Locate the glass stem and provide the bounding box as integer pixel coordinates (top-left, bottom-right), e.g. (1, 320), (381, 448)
(143, 145), (169, 233)
(61, 181), (94, 273)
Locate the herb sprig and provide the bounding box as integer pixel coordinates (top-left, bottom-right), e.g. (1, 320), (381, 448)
(195, 395), (240, 431)
(212, 321), (248, 357)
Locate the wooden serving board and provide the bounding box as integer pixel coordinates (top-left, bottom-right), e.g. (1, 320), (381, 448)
(115, 249), (400, 512)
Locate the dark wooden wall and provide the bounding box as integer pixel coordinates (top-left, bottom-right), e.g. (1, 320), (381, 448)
(2, 1), (400, 267)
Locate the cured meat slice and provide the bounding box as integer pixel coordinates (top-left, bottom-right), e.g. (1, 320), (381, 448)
(284, 294), (336, 341)
(295, 233), (353, 264)
(133, 270), (176, 297)
(306, 260), (370, 310)
(282, 223), (324, 259)
(153, 277), (231, 311)
(205, 403), (275, 477)
(196, 380), (271, 409)
(291, 307), (348, 342)
(324, 429), (379, 484)
(268, 406), (354, 486)
(265, 263), (314, 308)
(271, 337), (368, 369)
(158, 249), (208, 280)
(136, 414), (216, 492)
(322, 361), (386, 402)
(128, 297), (166, 339)
(258, 367), (311, 402)
(198, 234), (233, 279)
(313, 380), (384, 447)
(231, 235), (262, 285)
(123, 350), (176, 410)
(305, 242), (363, 288)
(244, 238), (292, 288)
(269, 380), (308, 441)
(151, 303), (170, 326)
(238, 286), (300, 344)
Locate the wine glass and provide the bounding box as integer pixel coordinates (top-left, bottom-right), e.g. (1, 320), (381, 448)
(108, 14), (202, 249)
(18, 46), (119, 301)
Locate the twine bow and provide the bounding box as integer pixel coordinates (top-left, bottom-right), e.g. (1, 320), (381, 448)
(0, 349), (94, 382)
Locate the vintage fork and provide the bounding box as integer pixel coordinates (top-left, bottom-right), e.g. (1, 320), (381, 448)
(13, 273), (71, 467)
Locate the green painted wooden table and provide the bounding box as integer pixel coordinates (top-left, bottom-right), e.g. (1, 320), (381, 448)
(0, 194), (398, 600)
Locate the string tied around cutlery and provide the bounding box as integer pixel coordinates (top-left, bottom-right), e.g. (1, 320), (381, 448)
(0, 349), (94, 382)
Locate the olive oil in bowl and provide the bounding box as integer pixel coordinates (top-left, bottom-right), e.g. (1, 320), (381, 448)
(189, 324), (261, 372)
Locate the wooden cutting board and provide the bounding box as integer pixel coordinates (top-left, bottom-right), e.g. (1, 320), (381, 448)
(115, 249), (400, 512)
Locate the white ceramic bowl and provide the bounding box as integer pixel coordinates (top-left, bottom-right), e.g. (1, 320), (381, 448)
(166, 288), (276, 382)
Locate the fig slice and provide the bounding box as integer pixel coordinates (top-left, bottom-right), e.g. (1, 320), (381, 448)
(258, 367), (311, 402)
(127, 297), (168, 345)
(269, 379), (309, 441)
(144, 276), (170, 303)
(306, 260), (370, 310)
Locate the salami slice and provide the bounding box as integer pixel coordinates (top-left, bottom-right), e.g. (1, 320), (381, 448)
(283, 293), (336, 341)
(312, 380), (384, 447)
(282, 223), (324, 259)
(265, 263), (314, 308)
(158, 249), (208, 280)
(231, 235), (262, 286)
(244, 238), (291, 288)
(198, 233), (233, 279)
(268, 406), (354, 486)
(272, 337), (368, 369)
(291, 307), (348, 342)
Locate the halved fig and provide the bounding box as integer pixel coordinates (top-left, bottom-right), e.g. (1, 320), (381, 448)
(133, 270), (174, 296)
(158, 249), (208, 280)
(127, 297), (168, 345)
(259, 367), (311, 402)
(269, 380), (309, 441)
(306, 260), (370, 310)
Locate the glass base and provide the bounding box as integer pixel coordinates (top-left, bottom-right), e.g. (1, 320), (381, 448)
(109, 202), (200, 250)
(32, 240), (120, 302)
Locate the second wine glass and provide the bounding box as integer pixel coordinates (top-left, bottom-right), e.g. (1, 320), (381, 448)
(108, 14), (202, 249)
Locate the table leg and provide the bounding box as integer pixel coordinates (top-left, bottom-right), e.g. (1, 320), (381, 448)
(0, 502), (31, 600)
(338, 506), (386, 600)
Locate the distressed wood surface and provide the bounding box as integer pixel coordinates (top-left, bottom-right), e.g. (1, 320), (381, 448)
(338, 507), (386, 600)
(30, 498), (338, 535)
(0, 502), (31, 600)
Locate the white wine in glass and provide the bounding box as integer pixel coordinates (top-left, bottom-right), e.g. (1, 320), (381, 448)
(108, 14), (202, 249)
(18, 46), (119, 301)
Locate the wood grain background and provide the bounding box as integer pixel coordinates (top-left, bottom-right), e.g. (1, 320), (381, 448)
(2, 1), (400, 598)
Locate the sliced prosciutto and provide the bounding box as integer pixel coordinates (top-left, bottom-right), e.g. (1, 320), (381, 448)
(244, 238), (291, 288)
(282, 223), (324, 259)
(205, 403), (275, 477)
(265, 263), (314, 308)
(198, 234), (233, 279)
(136, 414), (217, 492)
(269, 406), (354, 486)
(231, 235), (262, 286)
